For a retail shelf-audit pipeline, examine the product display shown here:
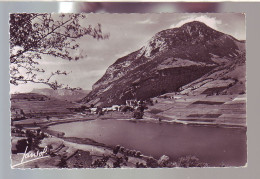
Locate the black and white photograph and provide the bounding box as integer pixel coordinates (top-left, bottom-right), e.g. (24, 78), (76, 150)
(10, 13), (246, 168)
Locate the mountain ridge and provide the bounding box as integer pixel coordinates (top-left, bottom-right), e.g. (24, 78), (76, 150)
(31, 88), (90, 102)
(82, 21), (245, 106)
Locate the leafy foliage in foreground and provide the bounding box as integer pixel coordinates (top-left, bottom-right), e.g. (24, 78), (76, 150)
(10, 13), (109, 89)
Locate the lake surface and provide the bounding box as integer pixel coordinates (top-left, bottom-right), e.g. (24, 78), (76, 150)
(49, 119), (247, 166)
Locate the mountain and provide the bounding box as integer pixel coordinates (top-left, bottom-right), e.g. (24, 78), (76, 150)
(82, 21), (245, 106)
(11, 93), (81, 117)
(31, 88), (90, 102)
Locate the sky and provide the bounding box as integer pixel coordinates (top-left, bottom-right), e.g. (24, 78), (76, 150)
(10, 13), (246, 94)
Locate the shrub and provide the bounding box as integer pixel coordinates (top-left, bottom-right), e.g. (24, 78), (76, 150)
(113, 145), (120, 154)
(158, 155), (170, 167)
(177, 155), (208, 167)
(57, 156), (68, 168)
(239, 91), (245, 95)
(136, 151), (141, 158)
(121, 105), (133, 112)
(91, 158), (107, 168)
(80, 105), (88, 111)
(136, 162), (146, 168)
(133, 111), (144, 119)
(146, 157), (159, 168)
(15, 139), (29, 153)
(120, 147), (125, 153)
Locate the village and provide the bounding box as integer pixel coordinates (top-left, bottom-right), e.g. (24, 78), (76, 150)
(11, 94), (199, 168)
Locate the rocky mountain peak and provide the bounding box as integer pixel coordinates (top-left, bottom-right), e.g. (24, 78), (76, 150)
(82, 21), (245, 106)
(139, 21), (225, 59)
(180, 21), (210, 29)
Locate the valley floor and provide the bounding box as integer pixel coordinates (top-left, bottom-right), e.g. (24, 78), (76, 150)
(11, 94), (246, 168)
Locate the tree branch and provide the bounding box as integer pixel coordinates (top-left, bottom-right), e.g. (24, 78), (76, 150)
(10, 16), (74, 61)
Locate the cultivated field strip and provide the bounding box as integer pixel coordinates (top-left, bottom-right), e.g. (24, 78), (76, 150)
(148, 94), (246, 127)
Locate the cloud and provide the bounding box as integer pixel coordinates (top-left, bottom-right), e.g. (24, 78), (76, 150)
(136, 18), (156, 24)
(81, 69), (106, 78)
(170, 15), (222, 30)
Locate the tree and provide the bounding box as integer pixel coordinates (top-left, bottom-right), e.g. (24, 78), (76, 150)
(57, 156), (68, 168)
(177, 155), (208, 167)
(15, 139), (28, 153)
(10, 13), (109, 90)
(133, 110), (144, 119)
(46, 115), (51, 120)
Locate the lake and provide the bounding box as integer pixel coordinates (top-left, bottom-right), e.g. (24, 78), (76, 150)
(49, 119), (247, 166)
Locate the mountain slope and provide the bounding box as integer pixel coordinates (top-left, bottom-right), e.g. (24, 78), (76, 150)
(11, 93), (81, 118)
(32, 88), (90, 102)
(82, 21), (245, 106)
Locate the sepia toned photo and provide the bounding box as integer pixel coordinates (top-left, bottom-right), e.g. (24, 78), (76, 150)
(10, 13), (246, 169)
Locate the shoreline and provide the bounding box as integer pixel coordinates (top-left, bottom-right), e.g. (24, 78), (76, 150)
(13, 105), (247, 131)
(43, 115), (246, 165)
(38, 112), (247, 130)
(11, 111), (247, 168)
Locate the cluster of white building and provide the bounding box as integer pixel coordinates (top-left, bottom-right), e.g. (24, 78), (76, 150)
(88, 100), (144, 114)
(88, 105), (121, 114)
